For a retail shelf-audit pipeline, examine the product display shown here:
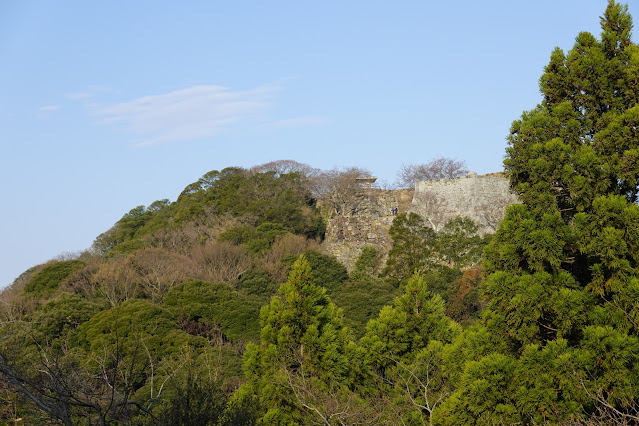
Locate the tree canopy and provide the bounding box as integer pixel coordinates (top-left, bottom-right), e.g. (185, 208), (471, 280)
(395, 157), (468, 188)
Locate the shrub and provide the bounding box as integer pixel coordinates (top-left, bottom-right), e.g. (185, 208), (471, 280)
(281, 250), (348, 293)
(24, 260), (86, 295)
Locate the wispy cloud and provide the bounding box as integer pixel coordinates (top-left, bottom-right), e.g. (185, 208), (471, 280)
(37, 104), (62, 119)
(94, 85), (278, 146)
(266, 116), (329, 128)
(39, 105), (61, 112)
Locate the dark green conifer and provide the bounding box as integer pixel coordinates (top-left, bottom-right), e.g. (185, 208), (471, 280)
(454, 1), (639, 422)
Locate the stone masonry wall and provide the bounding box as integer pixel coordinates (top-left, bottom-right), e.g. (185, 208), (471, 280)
(323, 215), (394, 272)
(322, 188), (413, 272)
(322, 174), (518, 271)
(410, 172), (519, 236)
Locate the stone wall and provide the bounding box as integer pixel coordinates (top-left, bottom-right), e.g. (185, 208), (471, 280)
(323, 215), (394, 272)
(322, 173), (518, 271)
(321, 188), (413, 272)
(410, 172), (519, 236)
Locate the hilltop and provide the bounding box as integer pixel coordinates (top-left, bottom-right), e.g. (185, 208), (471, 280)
(0, 159), (494, 423)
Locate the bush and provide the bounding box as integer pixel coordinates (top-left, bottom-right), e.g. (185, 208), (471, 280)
(332, 278), (398, 338)
(24, 260), (86, 295)
(281, 250), (348, 293)
(163, 279), (261, 341)
(235, 267), (277, 299)
(31, 294), (108, 343)
(350, 246), (381, 281)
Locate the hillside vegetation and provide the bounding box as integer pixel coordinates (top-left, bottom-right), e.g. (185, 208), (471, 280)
(2, 2), (639, 424)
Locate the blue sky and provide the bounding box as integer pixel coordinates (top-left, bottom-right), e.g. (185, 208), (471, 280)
(1, 1), (635, 287)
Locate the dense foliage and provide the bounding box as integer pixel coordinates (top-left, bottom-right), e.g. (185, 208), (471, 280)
(467, 1), (639, 422)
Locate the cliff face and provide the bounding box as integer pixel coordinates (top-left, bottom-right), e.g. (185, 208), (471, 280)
(322, 173), (518, 271)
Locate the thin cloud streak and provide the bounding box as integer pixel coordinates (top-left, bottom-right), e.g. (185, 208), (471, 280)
(266, 116), (329, 128)
(94, 85), (279, 146)
(39, 105), (62, 112)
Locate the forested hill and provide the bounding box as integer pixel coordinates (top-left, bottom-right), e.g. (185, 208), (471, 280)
(3, 1), (639, 424)
(0, 158), (488, 423)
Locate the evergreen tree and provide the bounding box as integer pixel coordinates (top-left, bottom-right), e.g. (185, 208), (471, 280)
(360, 274), (460, 424)
(382, 212), (436, 286)
(455, 1), (639, 422)
(229, 255), (358, 424)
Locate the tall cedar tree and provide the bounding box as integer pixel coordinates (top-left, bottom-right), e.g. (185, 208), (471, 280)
(442, 2), (639, 423)
(359, 274), (460, 424)
(227, 255), (355, 424)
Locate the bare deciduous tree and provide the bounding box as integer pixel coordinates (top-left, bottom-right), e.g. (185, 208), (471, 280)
(279, 358), (388, 425)
(249, 159), (320, 179)
(396, 157), (468, 189)
(190, 241), (252, 283)
(310, 167), (374, 216)
(384, 347), (451, 425)
(128, 248), (199, 302)
(262, 233), (319, 282)
(0, 285), (36, 325)
(566, 364), (639, 425)
(0, 331), (182, 425)
(92, 258), (140, 307)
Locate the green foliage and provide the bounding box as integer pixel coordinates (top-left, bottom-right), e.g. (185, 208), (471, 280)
(434, 353), (520, 425)
(485, 0), (639, 342)
(155, 370), (228, 426)
(282, 250), (349, 293)
(383, 213), (485, 288)
(176, 168), (324, 238)
(152, 346), (244, 425)
(106, 238), (149, 256)
(475, 1), (639, 420)
(23, 260), (86, 295)
(235, 267), (278, 299)
(350, 246), (380, 281)
(361, 274), (460, 369)
(14, 15), (639, 417)
(163, 279), (262, 342)
(31, 293), (108, 344)
(382, 212), (435, 286)
(75, 299), (190, 355)
(434, 216), (484, 268)
(239, 255), (354, 424)
(358, 274), (461, 424)
(94, 168), (324, 255)
(93, 202), (169, 254)
(332, 277), (397, 338)
(421, 266), (463, 299)
(219, 222), (288, 254)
